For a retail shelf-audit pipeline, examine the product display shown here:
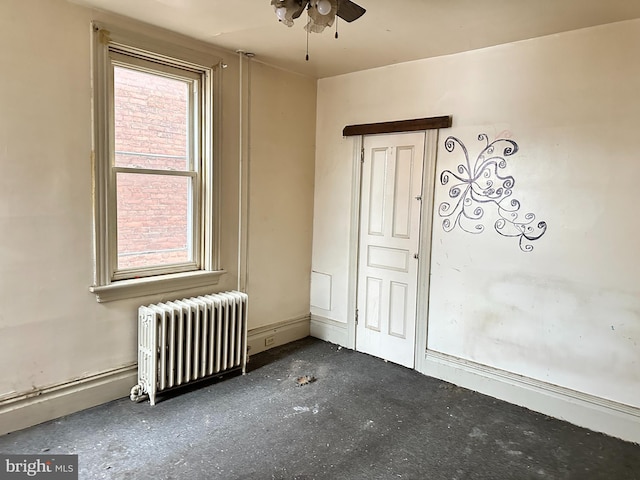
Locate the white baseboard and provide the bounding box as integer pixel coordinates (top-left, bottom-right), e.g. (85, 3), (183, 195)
(0, 315), (311, 436)
(310, 314), (348, 346)
(0, 365), (137, 436)
(247, 314), (310, 356)
(420, 349), (640, 444)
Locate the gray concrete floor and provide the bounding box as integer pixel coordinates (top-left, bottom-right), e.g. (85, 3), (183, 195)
(1, 337), (638, 479)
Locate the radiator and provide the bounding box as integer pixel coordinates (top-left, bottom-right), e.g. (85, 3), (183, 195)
(130, 291), (248, 405)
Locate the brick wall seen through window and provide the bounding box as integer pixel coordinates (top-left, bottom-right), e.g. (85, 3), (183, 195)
(113, 67), (192, 270)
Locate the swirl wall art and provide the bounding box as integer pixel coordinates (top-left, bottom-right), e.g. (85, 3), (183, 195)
(438, 134), (547, 252)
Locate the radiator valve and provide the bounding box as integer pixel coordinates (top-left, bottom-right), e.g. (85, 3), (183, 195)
(130, 384), (146, 403)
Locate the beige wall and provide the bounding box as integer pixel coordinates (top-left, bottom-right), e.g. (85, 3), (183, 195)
(311, 19), (640, 439)
(0, 0), (315, 432)
(247, 62), (316, 330)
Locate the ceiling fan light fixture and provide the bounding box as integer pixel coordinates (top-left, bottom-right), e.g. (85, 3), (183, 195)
(271, 0), (303, 27)
(306, 0), (337, 33)
(316, 0), (332, 15)
(271, 0), (365, 30)
(275, 7), (287, 21)
(270, 0), (366, 59)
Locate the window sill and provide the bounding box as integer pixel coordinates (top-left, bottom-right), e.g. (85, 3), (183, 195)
(89, 270), (226, 303)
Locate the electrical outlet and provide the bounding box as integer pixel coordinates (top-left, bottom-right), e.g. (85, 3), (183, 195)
(265, 336), (275, 347)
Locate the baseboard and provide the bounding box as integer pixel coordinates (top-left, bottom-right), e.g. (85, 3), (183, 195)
(310, 314), (348, 346)
(0, 314), (311, 437)
(247, 314), (310, 355)
(0, 316), (310, 437)
(420, 349), (640, 444)
(0, 365), (137, 436)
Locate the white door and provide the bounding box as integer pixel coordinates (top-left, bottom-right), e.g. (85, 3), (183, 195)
(356, 132), (425, 368)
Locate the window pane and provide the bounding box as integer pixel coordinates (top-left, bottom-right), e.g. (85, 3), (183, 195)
(114, 66), (189, 170)
(116, 172), (192, 270)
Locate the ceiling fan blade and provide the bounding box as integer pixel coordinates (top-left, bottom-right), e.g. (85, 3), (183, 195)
(336, 0), (365, 22)
(291, 0), (309, 19)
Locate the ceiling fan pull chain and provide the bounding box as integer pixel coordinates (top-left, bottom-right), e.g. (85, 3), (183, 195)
(306, 8), (310, 60)
(335, 16), (339, 39)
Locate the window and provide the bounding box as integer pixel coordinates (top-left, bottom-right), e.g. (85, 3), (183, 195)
(90, 24), (224, 302)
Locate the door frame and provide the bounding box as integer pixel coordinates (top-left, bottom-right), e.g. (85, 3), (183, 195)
(344, 116), (450, 371)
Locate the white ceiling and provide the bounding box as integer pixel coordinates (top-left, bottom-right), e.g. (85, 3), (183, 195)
(71, 0), (640, 78)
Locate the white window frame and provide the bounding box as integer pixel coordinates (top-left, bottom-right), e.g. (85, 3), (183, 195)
(89, 22), (225, 302)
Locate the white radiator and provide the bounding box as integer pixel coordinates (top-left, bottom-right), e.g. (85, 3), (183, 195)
(130, 291), (248, 405)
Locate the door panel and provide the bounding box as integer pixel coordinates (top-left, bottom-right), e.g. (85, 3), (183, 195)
(356, 132), (425, 368)
(392, 146), (415, 239)
(367, 148), (387, 235)
(364, 277), (383, 331)
(367, 246), (409, 272)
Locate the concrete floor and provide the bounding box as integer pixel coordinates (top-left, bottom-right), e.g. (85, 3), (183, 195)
(1, 338), (638, 479)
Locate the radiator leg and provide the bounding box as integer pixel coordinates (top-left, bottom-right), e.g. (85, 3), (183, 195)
(242, 345), (250, 375)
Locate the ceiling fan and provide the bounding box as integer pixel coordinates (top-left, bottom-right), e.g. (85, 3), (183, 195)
(270, 0), (366, 35)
